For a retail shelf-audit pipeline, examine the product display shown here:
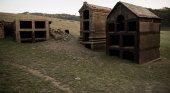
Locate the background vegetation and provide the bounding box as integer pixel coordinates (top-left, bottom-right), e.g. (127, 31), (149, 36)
(22, 7), (170, 31)
(150, 7), (170, 30)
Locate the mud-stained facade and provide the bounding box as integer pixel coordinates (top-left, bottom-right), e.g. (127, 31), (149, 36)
(79, 2), (111, 49)
(15, 19), (50, 43)
(106, 2), (161, 64)
(0, 20), (4, 39)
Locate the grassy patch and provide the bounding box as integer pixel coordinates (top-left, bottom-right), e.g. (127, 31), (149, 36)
(0, 31), (170, 93)
(0, 61), (65, 93)
(160, 31), (170, 59)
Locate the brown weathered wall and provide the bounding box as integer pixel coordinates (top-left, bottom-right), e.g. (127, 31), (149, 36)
(139, 22), (160, 32)
(139, 48), (160, 64)
(138, 18), (161, 63)
(0, 22), (4, 39)
(93, 12), (107, 32)
(139, 34), (160, 50)
(79, 6), (111, 49)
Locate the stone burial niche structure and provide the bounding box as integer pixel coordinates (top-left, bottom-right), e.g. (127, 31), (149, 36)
(0, 20), (4, 39)
(15, 19), (50, 43)
(106, 2), (161, 64)
(79, 2), (111, 49)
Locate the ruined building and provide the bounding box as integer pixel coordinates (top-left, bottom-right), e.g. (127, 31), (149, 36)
(15, 19), (50, 43)
(79, 2), (111, 49)
(0, 20), (4, 39)
(106, 2), (161, 64)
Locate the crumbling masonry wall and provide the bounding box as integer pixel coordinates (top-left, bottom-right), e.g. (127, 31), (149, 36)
(0, 21), (4, 39)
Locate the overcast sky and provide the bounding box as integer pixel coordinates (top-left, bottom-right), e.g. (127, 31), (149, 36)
(0, 0), (170, 15)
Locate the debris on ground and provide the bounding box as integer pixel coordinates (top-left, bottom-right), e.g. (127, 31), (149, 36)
(75, 77), (81, 81)
(50, 28), (73, 41)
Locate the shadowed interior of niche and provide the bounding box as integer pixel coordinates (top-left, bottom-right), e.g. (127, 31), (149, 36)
(123, 35), (135, 47)
(128, 21), (137, 31)
(123, 51), (134, 61)
(109, 49), (119, 56)
(35, 31), (46, 38)
(117, 15), (125, 31)
(110, 35), (119, 46)
(20, 31), (32, 39)
(83, 33), (89, 41)
(83, 21), (89, 30)
(20, 21), (32, 29)
(108, 22), (115, 32)
(35, 21), (45, 28)
(83, 10), (89, 19)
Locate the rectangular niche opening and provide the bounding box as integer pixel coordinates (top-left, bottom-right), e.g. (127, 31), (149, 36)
(123, 35), (135, 47)
(20, 21), (32, 29)
(108, 23), (115, 32)
(35, 31), (46, 38)
(117, 23), (125, 31)
(83, 10), (89, 19)
(35, 21), (45, 29)
(116, 15), (125, 31)
(83, 33), (89, 41)
(85, 44), (91, 49)
(110, 35), (119, 46)
(20, 31), (32, 39)
(83, 21), (89, 30)
(123, 51), (134, 61)
(109, 49), (120, 56)
(128, 21), (137, 31)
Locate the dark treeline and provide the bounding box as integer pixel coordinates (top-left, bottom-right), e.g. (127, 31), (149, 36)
(149, 7), (170, 30)
(22, 8), (170, 30)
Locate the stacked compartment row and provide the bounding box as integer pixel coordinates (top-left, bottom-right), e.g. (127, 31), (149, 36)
(107, 15), (137, 61)
(0, 21), (4, 39)
(15, 20), (49, 43)
(82, 10), (91, 48)
(79, 2), (111, 49)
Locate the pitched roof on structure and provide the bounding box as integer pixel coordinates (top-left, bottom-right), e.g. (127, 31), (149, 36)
(87, 3), (112, 11)
(108, 1), (160, 19)
(79, 2), (111, 12)
(121, 2), (160, 18)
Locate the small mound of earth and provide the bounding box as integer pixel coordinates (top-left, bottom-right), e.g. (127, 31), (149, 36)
(50, 28), (74, 41)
